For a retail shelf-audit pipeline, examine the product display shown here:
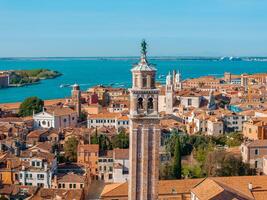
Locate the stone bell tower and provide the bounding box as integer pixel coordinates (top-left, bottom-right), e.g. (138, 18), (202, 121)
(128, 40), (160, 200)
(72, 83), (81, 117)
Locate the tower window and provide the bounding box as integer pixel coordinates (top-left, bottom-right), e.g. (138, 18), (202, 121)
(143, 76), (147, 87)
(148, 98), (153, 109)
(138, 98), (143, 109)
(134, 75), (138, 87)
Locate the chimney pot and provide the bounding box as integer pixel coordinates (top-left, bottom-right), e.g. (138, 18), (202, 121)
(248, 183), (253, 191)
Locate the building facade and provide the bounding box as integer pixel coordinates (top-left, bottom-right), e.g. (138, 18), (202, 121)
(128, 41), (160, 200)
(33, 107), (78, 129)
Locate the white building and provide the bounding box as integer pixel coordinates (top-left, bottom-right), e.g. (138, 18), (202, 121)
(222, 113), (246, 132)
(33, 107), (77, 129)
(87, 113), (129, 130)
(19, 150), (57, 188)
(179, 95), (201, 108)
(207, 118), (224, 136)
(113, 148), (129, 183)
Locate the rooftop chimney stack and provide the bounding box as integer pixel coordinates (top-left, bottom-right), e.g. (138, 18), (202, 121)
(248, 183), (253, 191)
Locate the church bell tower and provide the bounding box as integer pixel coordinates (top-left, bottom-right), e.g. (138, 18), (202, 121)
(128, 40), (160, 200)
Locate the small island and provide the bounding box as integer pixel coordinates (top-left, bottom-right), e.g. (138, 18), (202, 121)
(8, 69), (62, 87)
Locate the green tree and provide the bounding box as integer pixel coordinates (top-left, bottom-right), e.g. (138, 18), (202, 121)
(111, 132), (129, 149)
(172, 137), (182, 179)
(225, 132), (243, 147)
(204, 150), (256, 177)
(182, 164), (203, 178)
(91, 128), (99, 144)
(98, 134), (112, 153)
(159, 162), (174, 180)
(64, 137), (79, 162)
(18, 96), (44, 117)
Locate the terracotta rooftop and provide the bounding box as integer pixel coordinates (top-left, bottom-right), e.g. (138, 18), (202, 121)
(57, 172), (86, 183)
(30, 188), (83, 200)
(113, 148), (129, 160)
(244, 140), (267, 148)
(88, 112), (120, 119)
(101, 179), (203, 198)
(78, 144), (99, 153)
(101, 176), (267, 200)
(45, 106), (76, 116)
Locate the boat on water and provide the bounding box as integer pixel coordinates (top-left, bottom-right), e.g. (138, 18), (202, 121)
(59, 84), (71, 88)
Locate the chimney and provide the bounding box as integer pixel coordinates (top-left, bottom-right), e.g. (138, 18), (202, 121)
(248, 183), (253, 191)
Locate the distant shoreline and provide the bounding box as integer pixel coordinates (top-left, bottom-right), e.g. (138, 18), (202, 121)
(0, 56), (267, 62)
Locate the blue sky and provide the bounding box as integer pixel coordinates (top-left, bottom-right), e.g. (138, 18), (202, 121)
(0, 0), (267, 57)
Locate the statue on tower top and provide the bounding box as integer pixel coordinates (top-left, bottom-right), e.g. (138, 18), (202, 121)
(141, 39), (147, 56)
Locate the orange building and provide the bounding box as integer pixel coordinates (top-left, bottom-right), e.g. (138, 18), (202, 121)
(243, 117), (267, 140)
(0, 153), (20, 184)
(77, 144), (99, 180)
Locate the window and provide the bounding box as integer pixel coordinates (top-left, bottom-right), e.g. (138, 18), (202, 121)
(80, 184), (83, 188)
(36, 162), (40, 167)
(109, 166), (113, 172)
(73, 184), (76, 189)
(148, 97), (153, 109)
(32, 161), (35, 167)
(37, 174), (44, 180)
(58, 184), (61, 188)
(137, 98), (143, 109)
(142, 76), (147, 87)
(255, 149), (259, 155)
(104, 166), (106, 171)
(42, 120), (46, 125)
(188, 99), (192, 106)
(62, 183), (65, 188)
(109, 174), (113, 179)
(255, 160), (258, 168)
(37, 183), (44, 187)
(64, 118), (67, 123)
(70, 184), (72, 189)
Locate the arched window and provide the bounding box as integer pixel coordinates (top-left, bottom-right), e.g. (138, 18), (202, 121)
(137, 98), (143, 109)
(47, 121), (50, 127)
(148, 98), (153, 109)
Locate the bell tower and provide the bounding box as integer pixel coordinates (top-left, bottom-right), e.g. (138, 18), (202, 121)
(166, 72), (174, 114)
(128, 40), (160, 200)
